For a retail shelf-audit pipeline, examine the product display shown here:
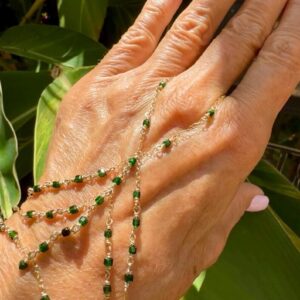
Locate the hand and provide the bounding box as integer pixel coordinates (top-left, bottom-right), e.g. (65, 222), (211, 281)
(2, 0), (300, 299)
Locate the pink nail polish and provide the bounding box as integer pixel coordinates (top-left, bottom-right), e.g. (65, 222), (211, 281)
(246, 195), (269, 212)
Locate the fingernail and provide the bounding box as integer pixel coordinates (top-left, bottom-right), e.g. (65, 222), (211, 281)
(247, 195), (269, 212)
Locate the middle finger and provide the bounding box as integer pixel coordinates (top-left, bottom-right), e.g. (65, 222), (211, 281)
(145, 0), (235, 76)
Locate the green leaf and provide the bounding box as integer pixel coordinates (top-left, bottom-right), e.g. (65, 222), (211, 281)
(101, 0), (144, 47)
(182, 272), (206, 300)
(0, 71), (52, 178)
(108, 0), (144, 5)
(58, 0), (108, 41)
(0, 71), (52, 130)
(197, 209), (300, 300)
(0, 25), (106, 68)
(0, 83), (20, 218)
(249, 159), (300, 236)
(34, 66), (93, 182)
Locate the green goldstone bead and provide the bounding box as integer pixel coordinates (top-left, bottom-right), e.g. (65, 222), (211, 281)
(103, 284), (111, 295)
(104, 257), (113, 267)
(40, 295), (50, 300)
(128, 157), (137, 167)
(207, 108), (215, 117)
(104, 229), (112, 238)
(26, 210), (35, 218)
(124, 273), (134, 283)
(52, 181), (61, 188)
(33, 185), (41, 192)
(132, 217), (140, 228)
(68, 205), (79, 214)
(95, 195), (104, 206)
(133, 190), (141, 199)
(8, 230), (18, 240)
(97, 168), (107, 177)
(39, 242), (49, 253)
(79, 216), (88, 226)
(45, 210), (54, 219)
(19, 260), (28, 270)
(143, 118), (150, 128)
(74, 175), (83, 183)
(112, 176), (122, 185)
(129, 244), (137, 255)
(162, 139), (172, 148)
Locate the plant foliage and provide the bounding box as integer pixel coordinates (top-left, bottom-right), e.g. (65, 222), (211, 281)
(0, 0), (299, 298)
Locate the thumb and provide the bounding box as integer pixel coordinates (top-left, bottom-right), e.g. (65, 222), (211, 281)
(217, 181), (269, 236)
(194, 182), (269, 270)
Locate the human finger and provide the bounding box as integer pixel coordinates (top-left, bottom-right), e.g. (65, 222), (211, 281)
(146, 0), (235, 76)
(192, 182), (268, 271)
(96, 0), (182, 77)
(231, 0), (300, 129)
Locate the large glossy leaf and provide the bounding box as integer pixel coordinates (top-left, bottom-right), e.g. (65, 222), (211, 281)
(0, 25), (106, 68)
(34, 66), (93, 182)
(195, 209), (300, 300)
(58, 0), (108, 41)
(0, 83), (20, 218)
(0, 71), (52, 178)
(100, 0), (144, 47)
(249, 159), (300, 236)
(182, 272), (206, 300)
(0, 71), (52, 130)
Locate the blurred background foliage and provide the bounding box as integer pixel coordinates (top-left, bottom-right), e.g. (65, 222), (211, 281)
(0, 0), (299, 299)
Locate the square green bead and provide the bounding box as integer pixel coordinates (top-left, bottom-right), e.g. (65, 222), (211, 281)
(112, 176), (122, 185)
(19, 259), (28, 270)
(40, 295), (50, 300)
(143, 119), (150, 128)
(33, 185), (41, 193)
(52, 181), (61, 188)
(74, 175), (83, 183)
(8, 230), (18, 240)
(79, 216), (88, 226)
(129, 244), (137, 255)
(39, 242), (49, 253)
(103, 284), (111, 295)
(68, 205), (79, 214)
(207, 108), (215, 117)
(95, 195), (104, 206)
(104, 257), (113, 267)
(104, 229), (112, 238)
(97, 168), (107, 177)
(162, 139), (172, 148)
(124, 273), (134, 283)
(132, 217), (140, 228)
(45, 210), (54, 219)
(128, 157), (137, 166)
(26, 210), (35, 218)
(133, 190), (141, 199)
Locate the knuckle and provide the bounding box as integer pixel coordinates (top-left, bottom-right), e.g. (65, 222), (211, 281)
(217, 101), (268, 167)
(119, 1), (168, 50)
(224, 4), (268, 51)
(259, 31), (300, 73)
(164, 86), (204, 125)
(144, 1), (166, 20)
(171, 5), (213, 47)
(121, 24), (156, 51)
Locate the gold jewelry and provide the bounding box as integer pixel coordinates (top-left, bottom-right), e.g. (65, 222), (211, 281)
(0, 80), (225, 300)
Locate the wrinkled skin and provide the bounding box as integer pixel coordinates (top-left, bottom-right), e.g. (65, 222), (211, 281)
(1, 0), (300, 299)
